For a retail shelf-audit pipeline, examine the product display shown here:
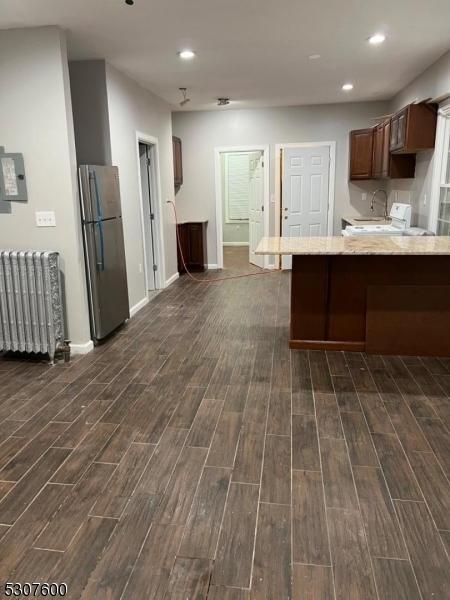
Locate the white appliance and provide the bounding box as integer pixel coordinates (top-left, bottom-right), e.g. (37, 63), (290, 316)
(342, 203), (412, 236)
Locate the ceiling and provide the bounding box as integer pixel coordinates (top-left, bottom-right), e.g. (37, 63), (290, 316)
(1, 0), (449, 111)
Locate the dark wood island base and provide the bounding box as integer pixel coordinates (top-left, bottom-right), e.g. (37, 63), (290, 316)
(290, 254), (450, 356)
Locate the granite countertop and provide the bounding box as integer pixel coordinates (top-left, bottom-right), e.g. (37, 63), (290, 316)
(256, 236), (450, 256)
(342, 215), (391, 226)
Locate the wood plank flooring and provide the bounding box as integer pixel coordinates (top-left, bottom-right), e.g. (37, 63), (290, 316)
(0, 246), (449, 599)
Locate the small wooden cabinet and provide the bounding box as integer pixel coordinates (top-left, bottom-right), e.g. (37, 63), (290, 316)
(177, 221), (208, 273)
(172, 136), (183, 190)
(390, 103), (437, 153)
(349, 128), (374, 180)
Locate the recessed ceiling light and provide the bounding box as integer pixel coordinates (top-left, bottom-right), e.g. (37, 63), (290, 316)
(178, 49), (196, 60)
(368, 33), (386, 45)
(342, 83), (354, 91)
(308, 54), (321, 60)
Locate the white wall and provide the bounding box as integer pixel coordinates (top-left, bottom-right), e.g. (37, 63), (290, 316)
(69, 60), (112, 166)
(105, 64), (177, 311)
(390, 50), (450, 111)
(388, 50), (450, 229)
(0, 27), (91, 346)
(173, 101), (389, 263)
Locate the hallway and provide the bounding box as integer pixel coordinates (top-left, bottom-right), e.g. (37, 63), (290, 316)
(0, 267), (449, 599)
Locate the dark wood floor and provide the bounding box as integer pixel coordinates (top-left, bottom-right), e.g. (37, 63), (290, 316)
(0, 247), (449, 599)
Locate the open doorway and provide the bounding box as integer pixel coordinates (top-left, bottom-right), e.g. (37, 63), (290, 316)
(215, 146), (269, 270)
(137, 137), (164, 297)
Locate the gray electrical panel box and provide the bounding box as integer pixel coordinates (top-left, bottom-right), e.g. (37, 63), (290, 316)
(0, 149), (28, 202)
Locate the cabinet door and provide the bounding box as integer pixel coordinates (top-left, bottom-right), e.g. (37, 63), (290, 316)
(176, 224), (188, 273)
(390, 108), (408, 152)
(173, 136), (183, 188)
(381, 120), (391, 178)
(390, 116), (398, 151)
(349, 129), (374, 180)
(372, 124), (384, 179)
(396, 108), (408, 150)
(188, 223), (205, 270)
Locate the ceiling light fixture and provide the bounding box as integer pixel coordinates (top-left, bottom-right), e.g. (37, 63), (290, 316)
(217, 98), (230, 106)
(308, 54), (321, 60)
(342, 83), (354, 91)
(179, 88), (190, 107)
(368, 33), (386, 45)
(178, 49), (196, 60)
(125, 0), (134, 5)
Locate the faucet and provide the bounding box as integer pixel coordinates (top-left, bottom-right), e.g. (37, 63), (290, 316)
(370, 188), (389, 219)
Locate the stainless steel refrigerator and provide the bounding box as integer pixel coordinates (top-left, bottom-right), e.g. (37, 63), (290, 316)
(79, 165), (129, 342)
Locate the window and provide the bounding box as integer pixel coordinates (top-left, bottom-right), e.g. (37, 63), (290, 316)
(224, 152), (250, 222)
(431, 102), (450, 235)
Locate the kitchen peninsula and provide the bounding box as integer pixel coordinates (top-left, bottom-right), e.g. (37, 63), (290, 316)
(257, 236), (450, 356)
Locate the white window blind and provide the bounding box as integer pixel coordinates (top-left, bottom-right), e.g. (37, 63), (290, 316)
(225, 153), (250, 221)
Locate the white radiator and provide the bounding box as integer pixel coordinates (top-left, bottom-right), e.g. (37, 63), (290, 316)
(0, 251), (67, 362)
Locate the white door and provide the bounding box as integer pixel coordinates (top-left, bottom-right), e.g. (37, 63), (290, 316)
(249, 151), (264, 268)
(282, 146), (330, 269)
(139, 144), (156, 290)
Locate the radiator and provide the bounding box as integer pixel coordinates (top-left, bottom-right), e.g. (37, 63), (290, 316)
(0, 251), (66, 362)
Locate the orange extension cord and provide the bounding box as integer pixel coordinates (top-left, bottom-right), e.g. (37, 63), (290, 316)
(167, 200), (280, 283)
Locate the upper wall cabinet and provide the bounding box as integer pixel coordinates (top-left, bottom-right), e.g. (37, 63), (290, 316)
(173, 136), (183, 191)
(390, 103), (437, 153)
(350, 102), (437, 181)
(349, 128), (374, 180)
(373, 119), (416, 180)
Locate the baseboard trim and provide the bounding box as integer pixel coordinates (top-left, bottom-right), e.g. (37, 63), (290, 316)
(289, 339), (366, 351)
(207, 264), (219, 270)
(130, 296), (149, 317)
(222, 242), (249, 247)
(165, 272), (179, 287)
(70, 340), (94, 355)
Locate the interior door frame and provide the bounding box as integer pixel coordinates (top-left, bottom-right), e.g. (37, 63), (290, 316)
(135, 132), (166, 297)
(214, 145), (270, 269)
(275, 141), (336, 267)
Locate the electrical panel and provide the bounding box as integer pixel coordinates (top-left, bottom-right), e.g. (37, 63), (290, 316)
(0, 147), (28, 202)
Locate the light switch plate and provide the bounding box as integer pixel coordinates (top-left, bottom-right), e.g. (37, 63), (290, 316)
(36, 211), (56, 227)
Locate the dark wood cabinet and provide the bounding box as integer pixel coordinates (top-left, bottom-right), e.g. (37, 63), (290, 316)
(376, 119), (416, 179)
(390, 103), (437, 153)
(350, 121), (415, 181)
(350, 102), (436, 180)
(349, 128), (374, 180)
(177, 221), (208, 273)
(371, 123), (384, 179)
(381, 119), (391, 178)
(172, 136), (183, 190)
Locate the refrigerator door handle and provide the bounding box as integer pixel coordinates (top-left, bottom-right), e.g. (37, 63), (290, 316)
(96, 220), (106, 271)
(92, 170), (105, 271)
(92, 170), (104, 221)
